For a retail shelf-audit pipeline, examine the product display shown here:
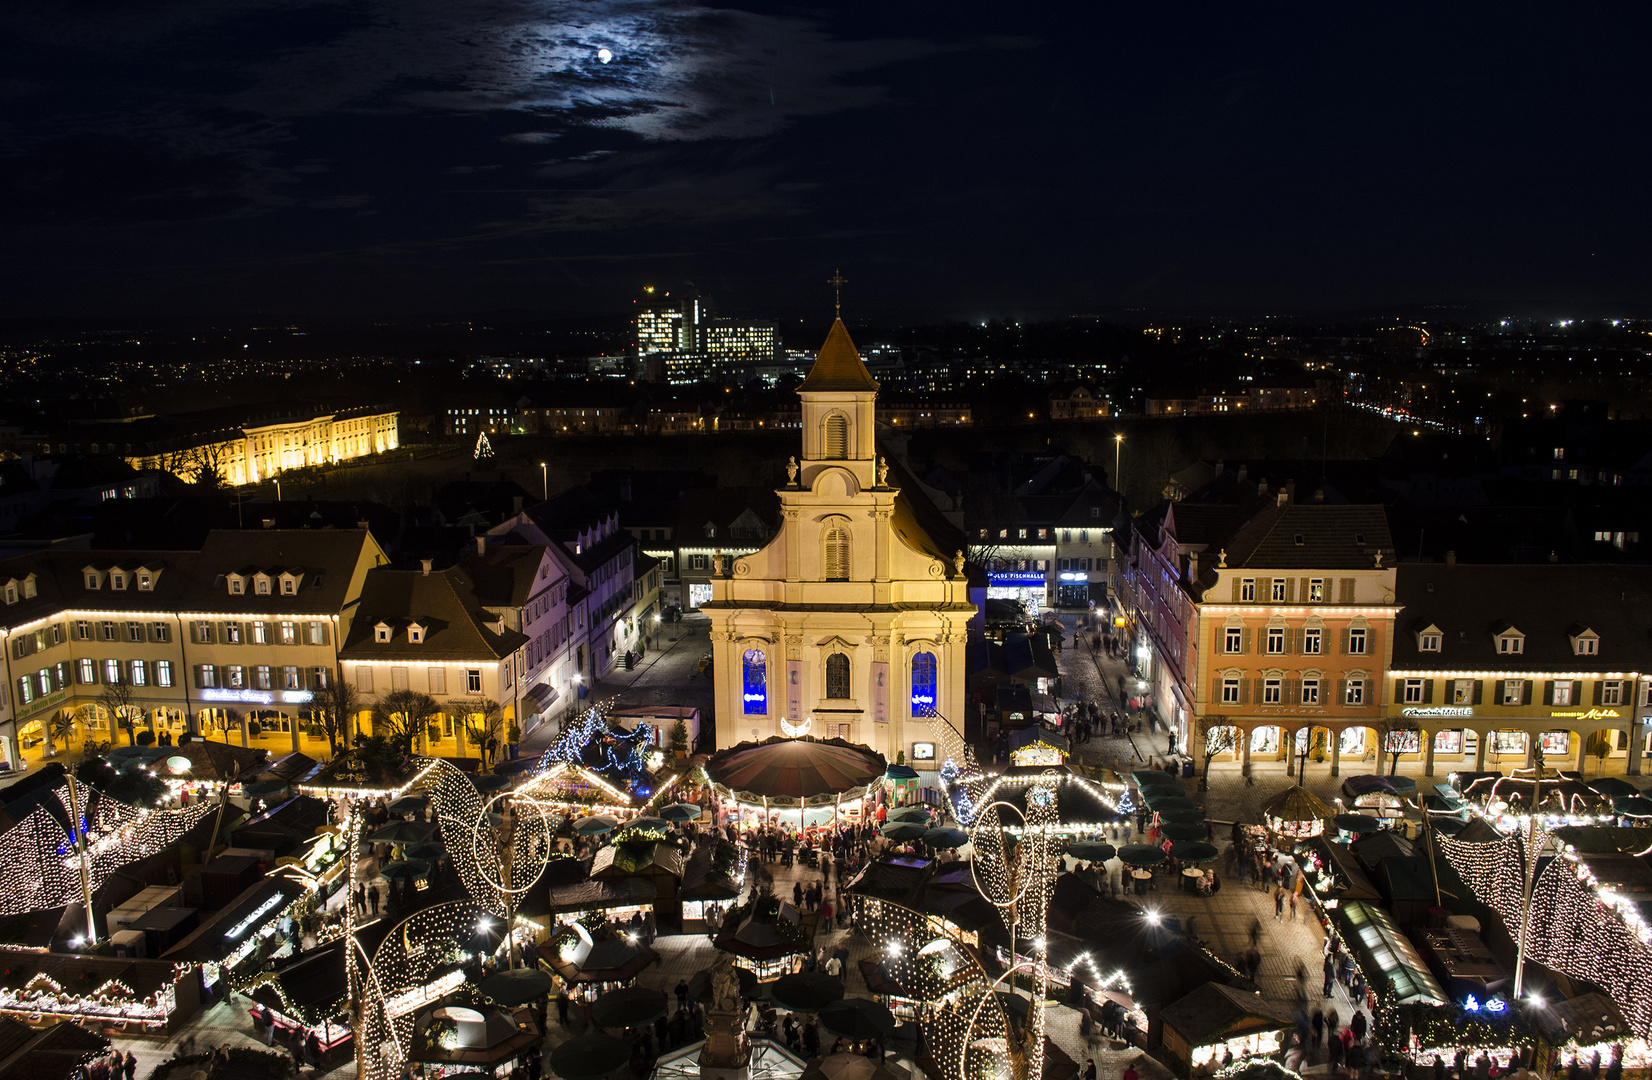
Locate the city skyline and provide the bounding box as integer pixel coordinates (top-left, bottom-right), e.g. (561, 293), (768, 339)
(4, 3), (1651, 321)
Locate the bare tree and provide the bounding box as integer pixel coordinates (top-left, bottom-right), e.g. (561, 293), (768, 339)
(1197, 715), (1238, 791)
(371, 690), (440, 755)
(98, 678), (141, 746)
(312, 676), (362, 760)
(458, 699), (506, 767)
(1375, 716), (1420, 776)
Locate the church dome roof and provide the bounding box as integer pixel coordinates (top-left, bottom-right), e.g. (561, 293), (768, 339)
(798, 318), (879, 393)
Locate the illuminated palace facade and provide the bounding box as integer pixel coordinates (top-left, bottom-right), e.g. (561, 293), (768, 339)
(703, 318), (974, 766)
(125, 405), (399, 486)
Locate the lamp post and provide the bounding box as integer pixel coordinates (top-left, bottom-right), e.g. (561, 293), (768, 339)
(1113, 434), (1123, 491)
(539, 462), (547, 501)
(274, 478), (282, 502)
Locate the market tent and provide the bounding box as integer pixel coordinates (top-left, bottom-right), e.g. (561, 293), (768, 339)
(1259, 786), (1332, 837)
(478, 967), (555, 1007)
(1159, 982), (1296, 1073)
(1588, 777), (1640, 799)
(591, 986), (668, 1029)
(818, 998), (897, 1040)
(1168, 841), (1218, 864)
(0, 1017), (110, 1080)
(1333, 901), (1447, 1005)
(1065, 841), (1116, 862)
(706, 736), (886, 801)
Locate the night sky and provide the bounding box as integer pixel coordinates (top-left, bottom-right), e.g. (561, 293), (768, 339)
(4, 2), (1649, 322)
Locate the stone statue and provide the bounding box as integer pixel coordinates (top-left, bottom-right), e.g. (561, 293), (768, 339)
(713, 548), (725, 576)
(1217, 548), (1228, 568)
(953, 549), (965, 576)
(710, 954), (741, 1013)
(786, 456), (798, 484)
(877, 456), (889, 486)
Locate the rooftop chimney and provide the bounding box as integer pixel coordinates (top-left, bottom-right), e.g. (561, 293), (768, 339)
(1187, 551), (1199, 583)
(1257, 478), (1269, 496)
(1445, 550), (1456, 567)
(421, 558), (433, 576)
(1214, 460), (1225, 476)
(1235, 464), (1247, 482)
(1312, 489), (1325, 503)
(357, 520), (370, 530)
(1276, 492), (1288, 507)
(476, 536), (487, 555)
(513, 496), (524, 515)
(1549, 550), (1559, 563)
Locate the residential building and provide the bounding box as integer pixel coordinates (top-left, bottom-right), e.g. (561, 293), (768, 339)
(672, 489), (780, 610)
(964, 454), (1115, 617)
(176, 528), (388, 757)
(0, 550), (198, 770)
(340, 561), (528, 760)
(703, 317), (975, 766)
(1052, 482), (1119, 609)
(464, 544), (573, 738)
(1125, 487), (1398, 771)
(1386, 561), (1652, 777)
(1048, 385), (1110, 421)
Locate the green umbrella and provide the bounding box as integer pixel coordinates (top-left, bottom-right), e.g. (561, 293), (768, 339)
(888, 806), (931, 823)
(1065, 841), (1116, 862)
(994, 991), (1031, 1022)
(924, 827), (970, 849)
(1117, 844), (1167, 868)
(1333, 814), (1383, 834)
(880, 822), (927, 840)
(574, 815), (619, 835)
(819, 998), (898, 1040)
(548, 1033), (629, 1080)
(386, 795), (429, 814)
(1160, 823), (1207, 842)
(478, 967), (556, 1007)
(379, 859), (430, 881)
(1590, 777), (1640, 798)
(472, 773), (510, 792)
(242, 780), (288, 799)
(660, 803), (703, 822)
(1157, 808), (1206, 825)
(368, 821), (438, 845)
(1387, 776), (1418, 794)
(1168, 841), (1219, 864)
(1615, 796), (1652, 818)
(771, 973), (845, 1013)
(592, 986), (668, 1029)
(406, 843), (444, 862)
(619, 816), (671, 833)
(1132, 770), (1180, 788)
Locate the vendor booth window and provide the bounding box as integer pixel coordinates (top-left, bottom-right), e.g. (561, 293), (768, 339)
(825, 653), (851, 699)
(743, 649), (767, 714)
(911, 652), (936, 709)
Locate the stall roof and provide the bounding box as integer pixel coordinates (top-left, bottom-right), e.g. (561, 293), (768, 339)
(161, 875), (307, 964)
(0, 1016), (109, 1080)
(1010, 727), (1069, 753)
(0, 952), (186, 1007)
(232, 795), (332, 856)
(243, 939), (348, 1026)
(1313, 840), (1382, 902)
(1160, 982), (1295, 1049)
(1336, 901), (1448, 1005)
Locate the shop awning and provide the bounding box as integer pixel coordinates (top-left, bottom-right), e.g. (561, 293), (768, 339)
(523, 683), (559, 714)
(1335, 901), (1447, 1005)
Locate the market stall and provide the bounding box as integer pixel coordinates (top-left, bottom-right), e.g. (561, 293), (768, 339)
(0, 953), (203, 1037)
(1333, 901), (1447, 1006)
(1260, 786), (1333, 842)
(1160, 982), (1297, 1075)
(161, 873), (311, 999)
(241, 939), (353, 1067)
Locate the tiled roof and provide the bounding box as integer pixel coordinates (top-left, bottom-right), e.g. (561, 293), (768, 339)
(181, 529), (380, 615)
(1391, 563), (1652, 672)
(0, 549), (198, 631)
(340, 565), (527, 661)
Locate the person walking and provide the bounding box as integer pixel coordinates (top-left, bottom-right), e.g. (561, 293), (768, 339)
(821, 897), (835, 933)
(1275, 886), (1286, 920)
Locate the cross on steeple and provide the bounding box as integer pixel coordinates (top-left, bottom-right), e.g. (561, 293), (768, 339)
(828, 269), (846, 316)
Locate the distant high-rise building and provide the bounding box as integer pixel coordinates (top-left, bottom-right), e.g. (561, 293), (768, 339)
(635, 285), (777, 383)
(706, 320), (780, 365)
(635, 286), (710, 358)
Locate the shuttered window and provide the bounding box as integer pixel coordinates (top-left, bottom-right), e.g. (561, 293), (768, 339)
(824, 528), (850, 581)
(824, 415), (848, 459)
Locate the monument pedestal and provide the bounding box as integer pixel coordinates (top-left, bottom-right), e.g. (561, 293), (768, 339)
(699, 1008), (750, 1080)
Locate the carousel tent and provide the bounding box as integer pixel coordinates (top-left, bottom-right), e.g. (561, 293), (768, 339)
(706, 737), (886, 803)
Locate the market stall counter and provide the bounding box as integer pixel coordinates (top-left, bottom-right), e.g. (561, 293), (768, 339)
(161, 873), (311, 1000)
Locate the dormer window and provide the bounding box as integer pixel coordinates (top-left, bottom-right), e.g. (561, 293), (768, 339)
(1417, 624), (1443, 652)
(374, 622), (392, 643)
(228, 576), (245, 595)
(84, 570), (101, 590)
(408, 622), (426, 644)
(3, 582), (16, 605)
(255, 576), (272, 595)
(280, 573), (299, 595)
(1571, 627), (1599, 656)
(137, 573), (152, 592)
(110, 572), (126, 591)
(1497, 630), (1525, 655)
(21, 575), (35, 600)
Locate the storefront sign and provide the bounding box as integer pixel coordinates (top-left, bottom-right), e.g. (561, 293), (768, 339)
(224, 892), (285, 940)
(1550, 708), (1621, 720)
(989, 572), (1046, 585)
(1401, 706), (1472, 718)
(200, 689), (313, 705)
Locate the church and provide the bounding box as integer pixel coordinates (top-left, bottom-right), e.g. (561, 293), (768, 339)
(704, 316), (975, 766)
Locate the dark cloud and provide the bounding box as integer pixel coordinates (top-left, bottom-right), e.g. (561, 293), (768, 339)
(3, 136), (262, 224)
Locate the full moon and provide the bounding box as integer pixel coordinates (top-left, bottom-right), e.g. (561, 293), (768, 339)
(596, 48), (612, 64)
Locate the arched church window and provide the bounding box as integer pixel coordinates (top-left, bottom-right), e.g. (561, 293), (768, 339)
(824, 415), (848, 459)
(825, 653), (851, 699)
(742, 649), (766, 715)
(911, 652), (937, 711)
(824, 527), (849, 581)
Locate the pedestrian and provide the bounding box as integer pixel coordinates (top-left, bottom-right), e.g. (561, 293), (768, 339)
(1289, 891), (1298, 920)
(1350, 1009), (1367, 1043)
(803, 1019), (820, 1058)
(123, 1052), (136, 1080)
(1083, 1060), (1097, 1080)
(1434, 1056), (1448, 1080)
(821, 897), (835, 933)
(369, 884), (380, 915)
(556, 989), (570, 1027)
(1347, 1039), (1366, 1080)
(675, 979), (689, 1009)
(1328, 1030), (1346, 1075)
(1311, 1009), (1324, 1049)
(1275, 887), (1285, 920)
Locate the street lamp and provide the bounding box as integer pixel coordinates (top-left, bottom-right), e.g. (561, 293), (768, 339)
(274, 478), (281, 502)
(539, 462), (547, 501)
(1114, 434), (1123, 490)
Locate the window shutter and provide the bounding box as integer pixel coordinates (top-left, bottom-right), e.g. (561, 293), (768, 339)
(1593, 681), (1604, 706)
(1288, 678), (1300, 702)
(1211, 678), (1220, 704)
(1493, 680), (1505, 704)
(1240, 680), (1251, 704)
(1394, 678), (1405, 702)
(1335, 679), (1346, 704)
(1300, 577), (1310, 600)
(1522, 681), (1534, 706)
(1258, 577), (1271, 599)
(1285, 629), (1297, 654)
(194, 665), (207, 688)
(1423, 679), (1434, 704)
(1543, 680), (1555, 705)
(1472, 680), (1483, 705)
(1232, 577), (1241, 602)
(1339, 629), (1350, 654)
(1286, 578), (1296, 602)
(358, 668), (373, 694)
(1242, 628), (1253, 654)
(1339, 578), (1356, 602)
